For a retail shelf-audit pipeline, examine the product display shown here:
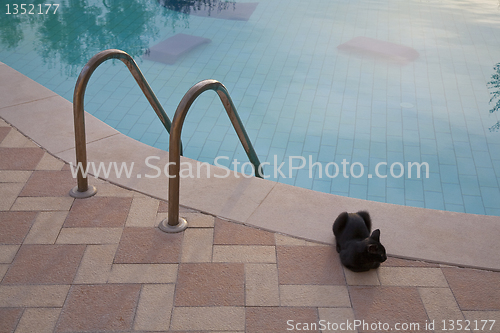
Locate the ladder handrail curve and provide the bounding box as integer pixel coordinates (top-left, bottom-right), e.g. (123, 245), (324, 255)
(163, 79), (263, 230)
(71, 49), (179, 196)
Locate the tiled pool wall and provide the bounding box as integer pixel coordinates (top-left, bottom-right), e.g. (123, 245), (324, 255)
(1, 0), (500, 215)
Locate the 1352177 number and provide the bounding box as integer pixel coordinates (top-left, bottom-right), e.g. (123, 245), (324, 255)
(5, 4), (59, 15)
(441, 319), (496, 331)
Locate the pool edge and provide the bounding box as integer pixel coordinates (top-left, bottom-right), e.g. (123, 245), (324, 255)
(1, 61), (499, 271)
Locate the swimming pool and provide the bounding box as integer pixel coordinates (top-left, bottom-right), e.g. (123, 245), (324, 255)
(1, 0), (500, 215)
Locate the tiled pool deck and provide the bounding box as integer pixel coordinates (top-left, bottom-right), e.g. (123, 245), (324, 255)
(1, 64), (500, 331)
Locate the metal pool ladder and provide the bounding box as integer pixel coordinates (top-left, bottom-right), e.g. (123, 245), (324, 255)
(70, 49), (262, 233)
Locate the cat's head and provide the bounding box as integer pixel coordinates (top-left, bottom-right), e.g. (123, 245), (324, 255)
(366, 229), (387, 263)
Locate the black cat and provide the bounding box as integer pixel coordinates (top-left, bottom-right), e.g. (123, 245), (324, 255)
(332, 211), (387, 272)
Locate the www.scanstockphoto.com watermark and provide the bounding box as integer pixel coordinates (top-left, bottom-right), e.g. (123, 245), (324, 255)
(69, 155), (430, 180)
(286, 319), (496, 331)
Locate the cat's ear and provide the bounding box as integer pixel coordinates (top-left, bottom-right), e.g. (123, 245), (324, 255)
(357, 211), (371, 231)
(333, 212), (349, 235)
(367, 244), (378, 254)
(336, 212), (349, 222)
(370, 229), (381, 242)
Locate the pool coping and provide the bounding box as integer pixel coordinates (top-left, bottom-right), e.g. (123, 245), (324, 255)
(1, 61), (499, 271)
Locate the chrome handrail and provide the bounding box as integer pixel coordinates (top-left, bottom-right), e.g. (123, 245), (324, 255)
(69, 49), (178, 198)
(159, 79), (263, 233)
(70, 51), (263, 235)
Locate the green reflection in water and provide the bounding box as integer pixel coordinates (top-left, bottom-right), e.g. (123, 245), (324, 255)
(488, 63), (500, 132)
(158, 0), (236, 15)
(0, 0), (191, 76)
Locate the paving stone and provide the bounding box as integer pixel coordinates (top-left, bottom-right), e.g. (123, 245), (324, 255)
(171, 307), (245, 331)
(3, 244), (85, 284)
(64, 196), (132, 227)
(0, 129), (34, 147)
(378, 267), (449, 287)
(0, 182), (24, 210)
(280, 285), (351, 307)
(212, 245), (276, 263)
(0, 285), (70, 307)
(383, 257), (440, 267)
(0, 244), (19, 263)
(0, 126), (10, 143)
(15, 308), (61, 333)
(156, 212), (215, 228)
(114, 227), (183, 263)
(24, 140), (39, 148)
(157, 200), (195, 214)
(0, 308), (23, 333)
(0, 211), (37, 244)
(275, 233), (308, 245)
(442, 267), (500, 310)
(56, 284), (141, 332)
(175, 263), (244, 306)
(10, 197), (73, 211)
(214, 218), (275, 245)
(0, 147), (44, 170)
(349, 286), (432, 332)
(158, 200), (169, 212)
(155, 212), (169, 227)
(73, 244), (117, 284)
(181, 212), (215, 227)
(162, 331), (208, 333)
(276, 245), (345, 285)
(246, 307), (319, 333)
(181, 228), (213, 262)
(93, 179), (135, 197)
(344, 267), (380, 286)
(245, 263), (280, 306)
(134, 284), (175, 331)
(0, 170), (32, 182)
(23, 211), (67, 244)
(35, 152), (65, 170)
(418, 287), (466, 333)
(275, 233), (325, 246)
(19, 170), (75, 197)
(56, 227), (123, 244)
(108, 264), (178, 283)
(125, 196), (159, 227)
(0, 264), (8, 280)
(318, 308), (358, 332)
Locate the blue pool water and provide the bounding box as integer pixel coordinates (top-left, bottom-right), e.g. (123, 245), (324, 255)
(1, 0), (500, 215)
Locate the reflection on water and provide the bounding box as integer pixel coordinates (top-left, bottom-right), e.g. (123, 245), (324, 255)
(0, 0), (190, 76)
(488, 63), (500, 132)
(158, 0), (257, 21)
(158, 0), (236, 16)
